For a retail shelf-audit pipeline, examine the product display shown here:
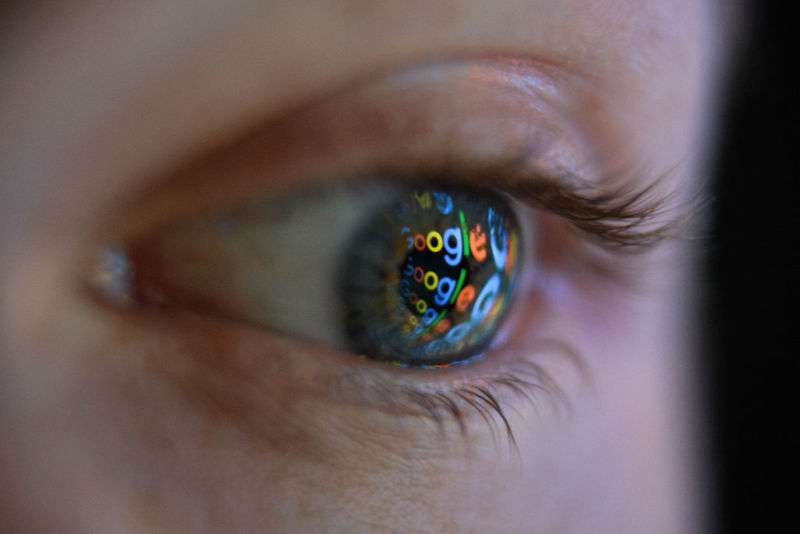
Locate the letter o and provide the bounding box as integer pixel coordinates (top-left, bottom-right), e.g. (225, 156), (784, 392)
(426, 231), (443, 252)
(424, 271), (439, 290)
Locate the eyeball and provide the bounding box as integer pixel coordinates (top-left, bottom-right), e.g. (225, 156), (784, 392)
(340, 187), (522, 367)
(106, 180), (524, 370)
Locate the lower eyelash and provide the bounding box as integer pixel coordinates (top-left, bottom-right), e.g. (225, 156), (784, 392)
(395, 356), (576, 453)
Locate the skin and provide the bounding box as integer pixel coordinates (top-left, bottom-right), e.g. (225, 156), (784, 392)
(1, 1), (723, 532)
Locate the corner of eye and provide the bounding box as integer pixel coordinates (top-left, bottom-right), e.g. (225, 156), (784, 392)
(82, 242), (137, 308)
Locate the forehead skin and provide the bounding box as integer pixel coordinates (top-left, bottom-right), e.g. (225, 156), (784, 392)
(1, 1), (718, 533)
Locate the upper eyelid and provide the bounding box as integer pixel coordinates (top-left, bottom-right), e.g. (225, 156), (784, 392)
(107, 58), (684, 250)
(112, 151), (685, 258)
(104, 61), (579, 231)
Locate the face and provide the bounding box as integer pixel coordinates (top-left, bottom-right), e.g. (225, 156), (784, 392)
(1, 1), (722, 532)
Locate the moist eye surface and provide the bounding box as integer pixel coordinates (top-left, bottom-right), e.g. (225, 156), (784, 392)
(340, 186), (521, 367)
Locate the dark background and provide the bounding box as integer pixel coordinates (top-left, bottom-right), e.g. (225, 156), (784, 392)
(708, 1), (797, 531)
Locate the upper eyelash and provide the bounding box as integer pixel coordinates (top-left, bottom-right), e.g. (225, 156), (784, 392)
(370, 154), (695, 252)
(508, 173), (680, 249)
(114, 141), (690, 255)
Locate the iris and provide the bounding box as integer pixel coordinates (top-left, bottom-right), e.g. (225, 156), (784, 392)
(340, 187), (521, 367)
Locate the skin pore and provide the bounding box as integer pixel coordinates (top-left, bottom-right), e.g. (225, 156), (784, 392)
(1, 1), (721, 532)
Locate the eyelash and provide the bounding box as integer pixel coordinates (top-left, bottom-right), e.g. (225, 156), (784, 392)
(400, 360), (569, 451)
(376, 157), (684, 252)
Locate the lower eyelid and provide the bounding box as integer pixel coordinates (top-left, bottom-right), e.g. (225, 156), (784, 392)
(95, 250), (588, 454)
(342, 259), (591, 442)
(87, 197), (593, 448)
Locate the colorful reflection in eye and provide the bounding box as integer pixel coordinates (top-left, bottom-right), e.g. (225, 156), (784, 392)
(341, 187), (521, 367)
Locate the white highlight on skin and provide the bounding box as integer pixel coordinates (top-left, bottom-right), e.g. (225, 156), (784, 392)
(90, 246), (133, 306)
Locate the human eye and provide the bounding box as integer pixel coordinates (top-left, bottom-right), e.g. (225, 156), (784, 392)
(89, 59), (678, 445)
(124, 181), (523, 369)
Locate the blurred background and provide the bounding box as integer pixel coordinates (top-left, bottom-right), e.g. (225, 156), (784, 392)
(708, 1), (796, 531)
